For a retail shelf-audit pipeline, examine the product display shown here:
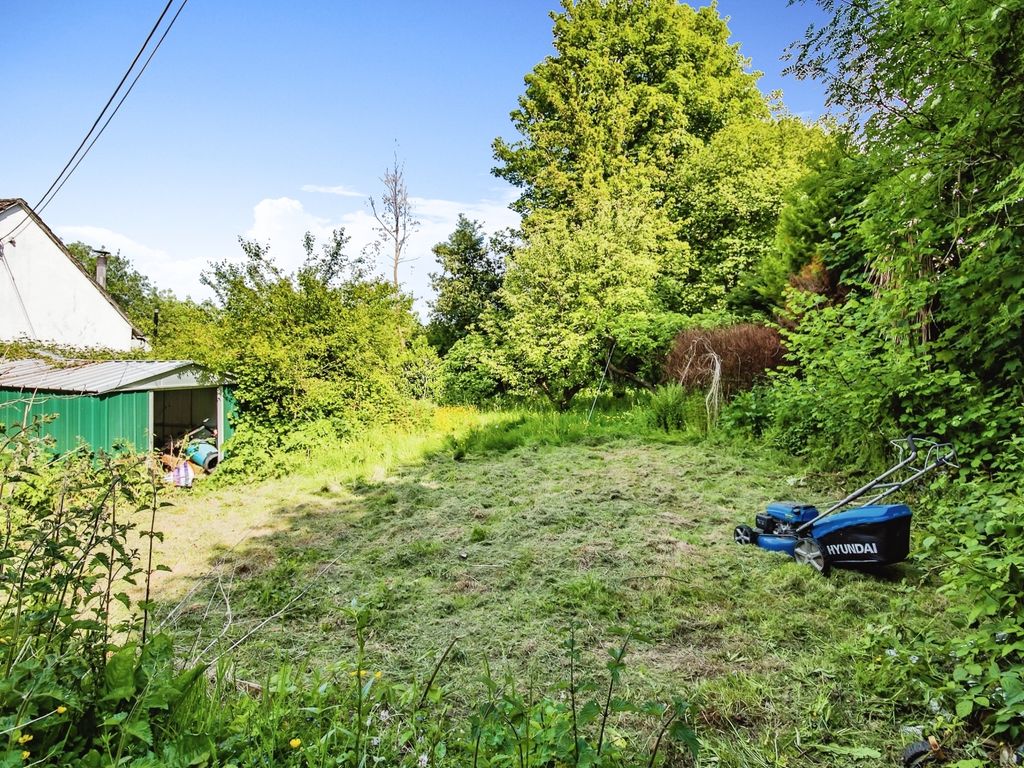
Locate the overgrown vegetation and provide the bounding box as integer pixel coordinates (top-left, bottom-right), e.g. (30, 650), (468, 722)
(157, 407), (1005, 765)
(6, 0), (1023, 763)
(3, 416), (710, 767)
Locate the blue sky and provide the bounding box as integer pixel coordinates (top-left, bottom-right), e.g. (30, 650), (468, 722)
(7, 1), (830, 313)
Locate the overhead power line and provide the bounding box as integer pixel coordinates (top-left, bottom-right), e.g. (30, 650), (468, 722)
(0, 0), (189, 243)
(38, 0), (191, 222)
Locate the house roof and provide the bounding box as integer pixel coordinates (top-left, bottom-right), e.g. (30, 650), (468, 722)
(0, 198), (146, 341)
(0, 358), (226, 394)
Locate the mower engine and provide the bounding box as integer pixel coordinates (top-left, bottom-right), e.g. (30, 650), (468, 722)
(755, 502), (819, 536)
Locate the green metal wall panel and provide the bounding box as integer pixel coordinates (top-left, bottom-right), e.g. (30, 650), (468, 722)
(0, 389), (150, 454)
(104, 392), (150, 452)
(221, 386), (237, 442)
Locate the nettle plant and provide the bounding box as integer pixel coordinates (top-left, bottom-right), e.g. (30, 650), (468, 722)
(470, 629), (698, 768)
(0, 419), (204, 767)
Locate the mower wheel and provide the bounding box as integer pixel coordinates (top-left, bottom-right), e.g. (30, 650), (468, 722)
(733, 525), (758, 545)
(793, 537), (830, 575)
(901, 739), (941, 767)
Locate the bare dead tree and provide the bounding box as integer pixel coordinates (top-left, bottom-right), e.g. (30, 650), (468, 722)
(369, 153), (419, 290)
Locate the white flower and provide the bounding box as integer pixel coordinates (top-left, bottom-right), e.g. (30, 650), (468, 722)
(371, 737), (381, 747)
(418, 754), (429, 768)
(909, 655), (919, 664)
(379, 709), (391, 722)
(886, 648), (898, 657)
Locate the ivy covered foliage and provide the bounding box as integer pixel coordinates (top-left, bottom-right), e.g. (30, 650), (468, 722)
(734, 0), (1024, 472)
(715, 0), (1024, 747)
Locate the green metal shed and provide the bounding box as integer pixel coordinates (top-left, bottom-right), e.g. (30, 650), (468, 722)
(0, 359), (235, 455)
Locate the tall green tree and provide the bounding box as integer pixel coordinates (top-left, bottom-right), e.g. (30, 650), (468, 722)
(669, 113), (832, 313)
(484, 0), (824, 406)
(493, 0), (765, 219)
(499, 187), (668, 409)
(427, 215), (505, 354)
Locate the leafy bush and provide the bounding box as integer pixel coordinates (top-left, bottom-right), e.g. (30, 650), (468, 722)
(192, 232), (437, 482)
(437, 332), (513, 406)
(723, 290), (1024, 472)
(844, 479), (1024, 753)
(646, 384), (703, 433)
(0, 423), (207, 766)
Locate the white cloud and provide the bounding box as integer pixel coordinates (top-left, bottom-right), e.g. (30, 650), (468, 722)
(56, 224), (211, 301)
(301, 183), (366, 197)
(244, 192), (521, 317)
(56, 189), (523, 319)
(243, 197), (336, 275)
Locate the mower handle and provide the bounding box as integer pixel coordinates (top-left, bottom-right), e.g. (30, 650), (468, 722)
(794, 434), (949, 535)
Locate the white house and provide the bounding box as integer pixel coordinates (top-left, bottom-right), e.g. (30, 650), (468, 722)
(0, 198), (146, 351)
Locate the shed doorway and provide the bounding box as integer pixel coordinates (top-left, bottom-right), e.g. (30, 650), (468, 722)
(153, 388), (219, 452)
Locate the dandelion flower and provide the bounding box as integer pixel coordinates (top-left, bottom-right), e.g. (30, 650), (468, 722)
(56, 706), (67, 714)
(17, 734), (32, 745)
(289, 738), (302, 749)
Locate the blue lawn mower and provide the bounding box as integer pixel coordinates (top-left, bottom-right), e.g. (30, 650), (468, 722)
(734, 437), (957, 575)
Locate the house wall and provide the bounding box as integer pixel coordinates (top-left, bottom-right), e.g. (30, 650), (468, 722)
(0, 389), (150, 454)
(0, 204), (140, 351)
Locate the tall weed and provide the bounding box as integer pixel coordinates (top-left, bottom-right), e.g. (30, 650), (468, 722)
(0, 421), (206, 766)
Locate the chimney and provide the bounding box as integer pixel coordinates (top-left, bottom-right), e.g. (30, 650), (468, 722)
(93, 247), (110, 288)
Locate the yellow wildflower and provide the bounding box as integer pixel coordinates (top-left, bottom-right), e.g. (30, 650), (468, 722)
(349, 669), (369, 677)
(56, 706), (67, 714)
(374, 671), (382, 679)
(17, 734), (32, 745)
(21, 751), (29, 760)
(289, 738), (302, 749)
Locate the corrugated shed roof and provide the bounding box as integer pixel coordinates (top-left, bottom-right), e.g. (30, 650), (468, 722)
(0, 359), (201, 394)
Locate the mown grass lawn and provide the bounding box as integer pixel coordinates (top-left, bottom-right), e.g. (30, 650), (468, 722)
(151, 410), (952, 767)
